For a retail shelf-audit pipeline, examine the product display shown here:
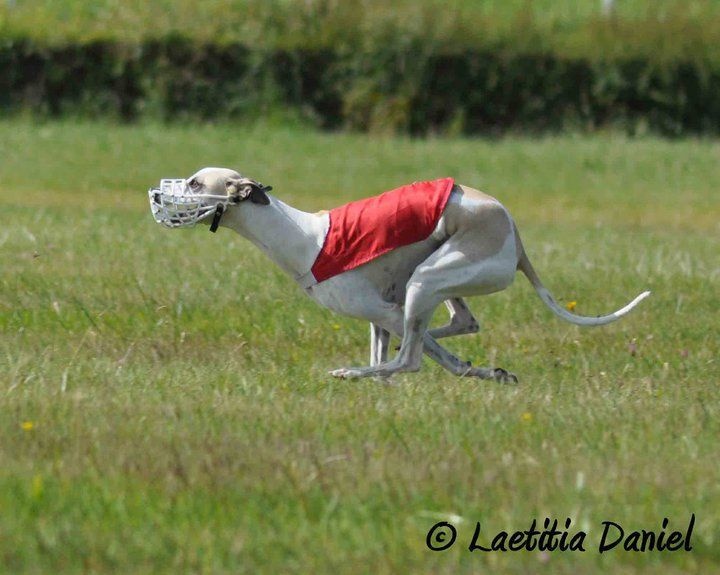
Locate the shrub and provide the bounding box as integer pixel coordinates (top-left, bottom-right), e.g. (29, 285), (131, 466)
(2, 12), (720, 135)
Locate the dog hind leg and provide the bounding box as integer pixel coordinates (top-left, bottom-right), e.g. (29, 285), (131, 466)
(331, 229), (519, 382)
(333, 289), (515, 382)
(334, 302), (513, 382)
(422, 334), (517, 383)
(428, 298), (480, 339)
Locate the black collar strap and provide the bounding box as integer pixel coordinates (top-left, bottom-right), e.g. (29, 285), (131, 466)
(209, 203), (225, 233)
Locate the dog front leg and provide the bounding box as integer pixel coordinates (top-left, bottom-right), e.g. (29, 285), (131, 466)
(369, 323), (390, 366)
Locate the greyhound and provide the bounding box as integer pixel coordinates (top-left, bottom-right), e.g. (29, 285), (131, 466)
(149, 167), (650, 383)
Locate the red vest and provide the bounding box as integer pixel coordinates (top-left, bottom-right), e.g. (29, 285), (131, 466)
(311, 178), (454, 283)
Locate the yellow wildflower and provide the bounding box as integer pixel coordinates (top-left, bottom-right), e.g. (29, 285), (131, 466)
(32, 475), (44, 499)
(21, 421), (35, 431)
(566, 301), (577, 312)
(521, 412), (533, 423)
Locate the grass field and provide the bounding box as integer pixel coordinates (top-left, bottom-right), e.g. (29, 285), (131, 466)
(0, 119), (718, 573)
(3, 0), (720, 42)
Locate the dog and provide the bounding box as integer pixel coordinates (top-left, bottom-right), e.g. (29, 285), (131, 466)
(149, 167), (650, 382)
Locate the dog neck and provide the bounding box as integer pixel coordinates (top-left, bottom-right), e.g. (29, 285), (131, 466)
(219, 194), (328, 282)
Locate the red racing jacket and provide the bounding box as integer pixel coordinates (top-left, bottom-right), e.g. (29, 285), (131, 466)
(307, 177), (455, 285)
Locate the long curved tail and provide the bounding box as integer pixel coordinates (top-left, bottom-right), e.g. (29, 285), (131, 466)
(517, 240), (650, 327)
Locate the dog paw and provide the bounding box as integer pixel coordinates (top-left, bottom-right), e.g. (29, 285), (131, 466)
(493, 367), (519, 384)
(329, 367), (362, 379)
(330, 366), (398, 380)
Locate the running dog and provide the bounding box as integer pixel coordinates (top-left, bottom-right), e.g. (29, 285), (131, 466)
(149, 167), (650, 382)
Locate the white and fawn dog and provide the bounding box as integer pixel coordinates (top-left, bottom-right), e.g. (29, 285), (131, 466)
(149, 167), (650, 383)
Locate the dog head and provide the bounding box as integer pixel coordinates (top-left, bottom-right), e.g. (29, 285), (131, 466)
(149, 167), (272, 229)
(188, 167), (271, 207)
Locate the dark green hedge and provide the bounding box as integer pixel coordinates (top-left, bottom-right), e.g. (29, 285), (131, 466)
(2, 31), (720, 136)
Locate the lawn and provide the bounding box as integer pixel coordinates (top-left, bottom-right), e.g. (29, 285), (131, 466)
(3, 0), (720, 42)
(0, 119), (718, 573)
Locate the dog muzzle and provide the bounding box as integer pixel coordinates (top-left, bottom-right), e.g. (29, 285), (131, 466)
(148, 179), (231, 232)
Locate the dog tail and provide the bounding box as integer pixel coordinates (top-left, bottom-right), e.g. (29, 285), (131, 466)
(516, 232), (650, 327)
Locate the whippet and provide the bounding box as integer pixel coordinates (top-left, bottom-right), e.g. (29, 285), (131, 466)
(149, 167), (650, 383)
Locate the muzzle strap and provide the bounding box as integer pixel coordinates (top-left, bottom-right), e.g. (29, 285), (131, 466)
(209, 203), (225, 233)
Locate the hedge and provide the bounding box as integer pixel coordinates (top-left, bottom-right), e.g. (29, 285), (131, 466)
(2, 24), (720, 136)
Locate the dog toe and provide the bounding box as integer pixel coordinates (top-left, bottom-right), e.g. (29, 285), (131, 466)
(493, 367), (519, 384)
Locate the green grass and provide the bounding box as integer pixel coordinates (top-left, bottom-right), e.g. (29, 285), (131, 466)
(3, 0), (720, 42)
(1, 119), (719, 573)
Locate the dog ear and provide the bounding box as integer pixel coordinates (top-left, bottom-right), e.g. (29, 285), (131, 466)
(248, 183), (271, 205)
(226, 176), (271, 206)
(225, 176), (252, 203)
